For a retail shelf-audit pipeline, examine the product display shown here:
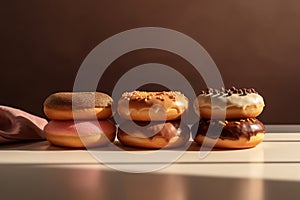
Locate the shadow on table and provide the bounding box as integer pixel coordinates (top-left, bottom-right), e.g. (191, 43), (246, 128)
(0, 140), (229, 151)
(0, 164), (299, 200)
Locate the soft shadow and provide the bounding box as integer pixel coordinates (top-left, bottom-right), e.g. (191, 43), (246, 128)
(0, 165), (299, 200)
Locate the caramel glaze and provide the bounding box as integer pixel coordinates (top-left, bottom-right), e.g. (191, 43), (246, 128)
(118, 120), (190, 141)
(119, 91), (188, 111)
(192, 118), (265, 141)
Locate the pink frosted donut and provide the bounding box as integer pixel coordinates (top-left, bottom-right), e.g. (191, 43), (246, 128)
(44, 120), (116, 148)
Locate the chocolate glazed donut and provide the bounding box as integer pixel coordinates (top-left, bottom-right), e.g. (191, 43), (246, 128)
(192, 118), (266, 149)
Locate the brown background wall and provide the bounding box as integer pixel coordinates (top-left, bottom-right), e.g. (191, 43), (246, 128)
(1, 0), (300, 124)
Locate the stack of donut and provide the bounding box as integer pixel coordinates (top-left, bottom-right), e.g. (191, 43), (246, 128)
(43, 92), (116, 148)
(117, 91), (190, 149)
(193, 87), (266, 149)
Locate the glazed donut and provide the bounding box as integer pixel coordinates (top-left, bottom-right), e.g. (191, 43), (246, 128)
(194, 87), (265, 119)
(44, 120), (116, 148)
(44, 92), (113, 120)
(117, 91), (188, 121)
(117, 121), (190, 149)
(192, 118), (265, 149)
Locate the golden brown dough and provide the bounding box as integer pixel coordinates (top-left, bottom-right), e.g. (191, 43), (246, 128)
(194, 133), (264, 149)
(117, 121), (190, 149)
(43, 92), (113, 120)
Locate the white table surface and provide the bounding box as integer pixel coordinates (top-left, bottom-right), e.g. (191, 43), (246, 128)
(0, 132), (299, 200)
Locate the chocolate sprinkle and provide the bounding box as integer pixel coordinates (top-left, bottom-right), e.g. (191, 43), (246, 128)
(199, 87), (259, 96)
(123, 91), (181, 102)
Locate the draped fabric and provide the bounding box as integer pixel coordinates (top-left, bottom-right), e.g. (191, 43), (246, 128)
(0, 106), (47, 143)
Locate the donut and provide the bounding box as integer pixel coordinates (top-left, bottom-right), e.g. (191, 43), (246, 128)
(192, 118), (265, 149)
(44, 92), (113, 120)
(117, 121), (190, 149)
(117, 91), (188, 121)
(194, 87), (265, 119)
(44, 120), (116, 148)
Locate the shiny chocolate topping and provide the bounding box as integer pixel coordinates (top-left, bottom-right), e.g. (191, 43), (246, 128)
(192, 118), (265, 141)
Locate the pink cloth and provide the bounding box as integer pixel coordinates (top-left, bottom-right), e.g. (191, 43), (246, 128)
(0, 106), (47, 143)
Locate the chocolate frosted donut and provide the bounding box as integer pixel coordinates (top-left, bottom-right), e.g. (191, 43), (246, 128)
(117, 121), (190, 149)
(194, 87), (265, 119)
(117, 91), (188, 121)
(44, 92), (113, 120)
(192, 118), (265, 149)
